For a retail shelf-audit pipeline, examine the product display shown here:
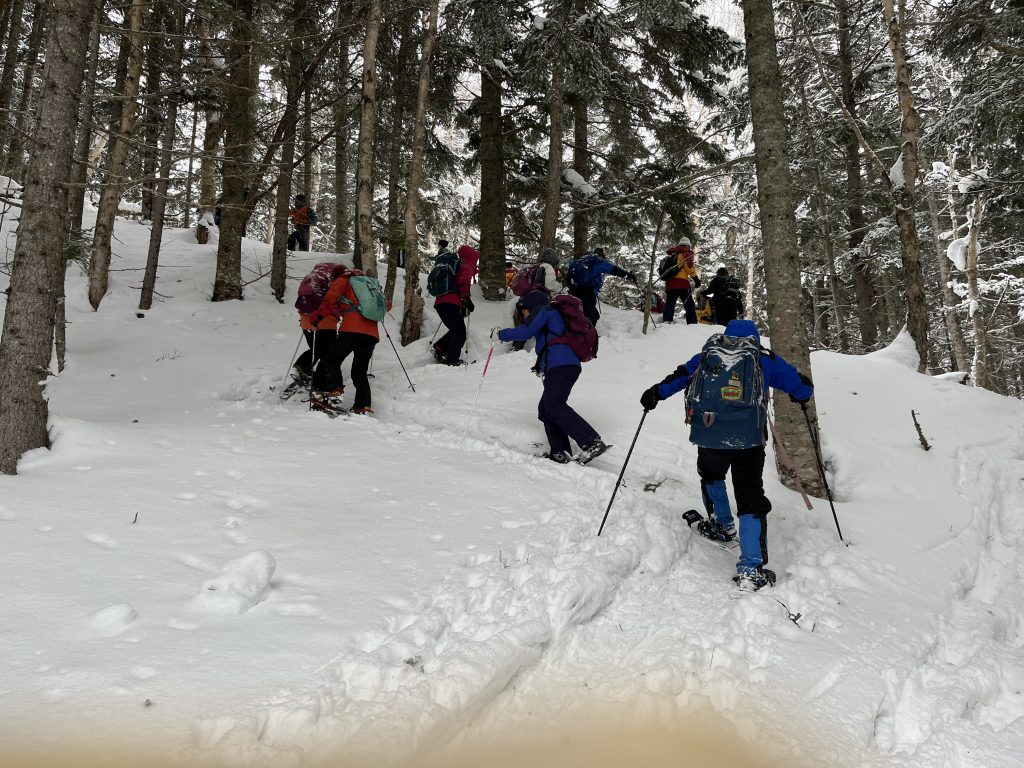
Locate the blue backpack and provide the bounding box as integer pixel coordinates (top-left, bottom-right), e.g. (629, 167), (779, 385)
(565, 253), (600, 290)
(426, 251), (461, 297)
(685, 333), (767, 449)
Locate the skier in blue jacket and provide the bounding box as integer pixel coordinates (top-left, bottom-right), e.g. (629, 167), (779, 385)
(639, 319), (814, 591)
(498, 290), (608, 465)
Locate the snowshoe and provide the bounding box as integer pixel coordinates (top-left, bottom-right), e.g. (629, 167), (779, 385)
(696, 518), (736, 543)
(682, 510), (739, 552)
(307, 395), (348, 418)
(279, 372), (312, 401)
(538, 450), (572, 464)
(574, 439), (611, 465)
(732, 567), (776, 592)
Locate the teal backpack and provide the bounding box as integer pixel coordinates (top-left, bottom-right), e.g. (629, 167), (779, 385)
(427, 251), (461, 297)
(341, 275), (387, 321)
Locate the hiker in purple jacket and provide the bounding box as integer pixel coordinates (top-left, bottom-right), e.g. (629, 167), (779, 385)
(498, 290), (608, 465)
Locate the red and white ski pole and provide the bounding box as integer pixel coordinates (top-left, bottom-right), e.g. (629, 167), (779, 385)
(462, 328), (497, 440)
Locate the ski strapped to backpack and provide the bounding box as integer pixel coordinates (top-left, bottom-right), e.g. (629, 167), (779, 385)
(338, 274), (388, 321)
(547, 294), (599, 362)
(426, 251), (462, 297)
(295, 262), (349, 314)
(684, 332), (767, 449)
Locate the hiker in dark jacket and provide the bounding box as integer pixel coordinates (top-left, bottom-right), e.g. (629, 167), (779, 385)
(705, 267), (745, 325)
(432, 245), (480, 366)
(639, 319), (813, 591)
(566, 247), (637, 326)
(498, 290), (608, 465)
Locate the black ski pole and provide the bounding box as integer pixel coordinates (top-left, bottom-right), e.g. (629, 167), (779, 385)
(801, 403), (844, 542)
(597, 409), (648, 536)
(307, 331), (317, 411)
(381, 318), (416, 392)
(277, 331), (305, 395)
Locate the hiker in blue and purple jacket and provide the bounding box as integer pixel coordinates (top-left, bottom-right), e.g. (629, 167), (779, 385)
(498, 290), (608, 465)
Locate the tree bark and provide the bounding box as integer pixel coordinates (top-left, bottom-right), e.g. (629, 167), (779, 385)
(924, 182), (970, 373)
(0, 0), (92, 474)
(4, 0), (47, 178)
(384, 7), (415, 302)
(213, 0), (257, 301)
(196, 17), (224, 240)
(399, 0), (440, 346)
(741, 0), (823, 497)
(138, 0), (168, 222)
(835, 0), (878, 347)
(139, 6), (184, 311)
(539, 27), (567, 252)
(67, 0), (102, 233)
(882, 0), (929, 371)
(963, 186), (988, 389)
(270, 0), (309, 302)
(572, 97), (589, 255)
(88, 0), (145, 310)
(354, 0), (382, 274)
(0, 0), (25, 164)
(478, 62), (506, 301)
(334, 65), (352, 252)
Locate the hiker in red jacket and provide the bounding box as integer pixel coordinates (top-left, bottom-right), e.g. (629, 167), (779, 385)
(433, 244), (480, 366)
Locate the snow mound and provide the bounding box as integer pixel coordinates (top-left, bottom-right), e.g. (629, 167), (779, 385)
(866, 327), (919, 369)
(188, 551), (276, 614)
(946, 237), (968, 271)
(87, 603), (137, 637)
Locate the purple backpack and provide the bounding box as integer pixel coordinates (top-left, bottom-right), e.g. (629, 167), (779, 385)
(511, 264), (547, 297)
(295, 262), (347, 314)
(548, 294), (599, 362)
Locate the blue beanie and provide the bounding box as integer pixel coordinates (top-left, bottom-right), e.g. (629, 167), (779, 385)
(517, 290), (550, 315)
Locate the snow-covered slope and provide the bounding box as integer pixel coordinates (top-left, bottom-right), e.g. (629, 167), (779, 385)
(1, 214), (1022, 766)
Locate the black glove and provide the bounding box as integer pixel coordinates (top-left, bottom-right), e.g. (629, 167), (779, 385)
(462, 297), (475, 313)
(627, 271), (638, 285)
(640, 385), (661, 411)
(789, 393), (811, 405)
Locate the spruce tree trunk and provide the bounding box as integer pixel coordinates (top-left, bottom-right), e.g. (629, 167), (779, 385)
(334, 90), (351, 252)
(183, 106), (199, 226)
(195, 17), (223, 242)
(0, 0), (92, 474)
(882, 0), (929, 371)
(384, 7), (415, 302)
(138, 1), (168, 222)
(354, 0), (382, 274)
(0, 0), (25, 164)
(213, 0), (257, 301)
(139, 7), (185, 311)
(478, 63), (506, 301)
(572, 97), (589, 255)
(270, 0), (308, 302)
(539, 44), (566, 251)
(88, 0), (145, 310)
(835, 0), (878, 348)
(399, 0), (440, 346)
(68, 1), (102, 233)
(5, 1), (48, 178)
(741, 0), (824, 497)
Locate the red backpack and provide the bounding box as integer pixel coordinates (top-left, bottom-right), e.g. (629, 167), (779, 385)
(548, 294), (599, 362)
(295, 262), (349, 314)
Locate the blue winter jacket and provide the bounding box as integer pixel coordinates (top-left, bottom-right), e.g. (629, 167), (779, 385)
(498, 306), (581, 371)
(655, 319), (813, 402)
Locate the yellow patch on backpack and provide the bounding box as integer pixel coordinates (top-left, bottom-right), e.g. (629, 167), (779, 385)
(721, 372), (743, 401)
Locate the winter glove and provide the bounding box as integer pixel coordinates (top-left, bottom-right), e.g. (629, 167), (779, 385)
(627, 271), (638, 285)
(789, 372), (813, 405)
(640, 385), (661, 411)
(462, 297), (475, 314)
(788, 393), (811, 405)
(309, 311), (324, 326)
(497, 328), (510, 343)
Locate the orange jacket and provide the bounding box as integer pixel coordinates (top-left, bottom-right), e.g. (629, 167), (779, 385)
(319, 273), (381, 339)
(289, 205), (312, 226)
(299, 312), (339, 332)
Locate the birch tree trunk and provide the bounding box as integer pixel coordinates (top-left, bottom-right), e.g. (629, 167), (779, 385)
(924, 183), (970, 373)
(399, 0), (440, 346)
(139, 6), (185, 311)
(353, 0), (382, 274)
(88, 0), (145, 310)
(0, 0), (92, 474)
(478, 60), (507, 301)
(963, 186), (988, 389)
(882, 0), (929, 371)
(741, 0), (823, 497)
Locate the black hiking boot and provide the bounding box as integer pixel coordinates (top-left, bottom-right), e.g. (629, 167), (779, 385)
(574, 439), (611, 465)
(539, 451), (572, 464)
(732, 567), (776, 592)
(696, 519), (736, 542)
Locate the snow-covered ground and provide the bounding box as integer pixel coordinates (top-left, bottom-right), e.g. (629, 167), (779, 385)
(1, 213), (1023, 766)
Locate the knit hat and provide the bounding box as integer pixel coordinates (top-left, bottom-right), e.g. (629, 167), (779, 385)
(295, 194), (307, 203)
(716, 266), (729, 276)
(677, 237), (691, 247)
(540, 247), (559, 267)
(517, 289), (550, 316)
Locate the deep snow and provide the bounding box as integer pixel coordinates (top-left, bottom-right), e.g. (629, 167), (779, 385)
(1, 213), (1023, 766)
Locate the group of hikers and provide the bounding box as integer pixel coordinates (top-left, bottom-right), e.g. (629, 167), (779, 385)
(289, 238), (813, 592)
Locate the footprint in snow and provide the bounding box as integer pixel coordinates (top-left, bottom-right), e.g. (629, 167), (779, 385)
(88, 603), (137, 637)
(187, 550), (276, 615)
(86, 533), (117, 549)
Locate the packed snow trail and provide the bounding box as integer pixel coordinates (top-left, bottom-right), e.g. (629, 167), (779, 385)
(2, 216), (1024, 766)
